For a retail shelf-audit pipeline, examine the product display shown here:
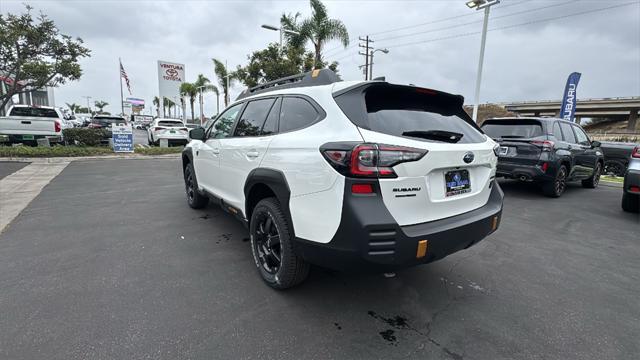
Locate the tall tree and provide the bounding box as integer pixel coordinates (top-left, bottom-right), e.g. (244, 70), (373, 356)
(212, 59), (235, 107)
(235, 43), (339, 89)
(65, 102), (80, 114)
(153, 96), (160, 117)
(193, 74), (218, 120)
(0, 5), (91, 110)
(280, 0), (349, 67)
(163, 97), (175, 118)
(94, 100), (108, 113)
(179, 82), (197, 121)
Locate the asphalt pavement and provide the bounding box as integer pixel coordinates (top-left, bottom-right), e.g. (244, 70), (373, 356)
(0, 159), (638, 360)
(0, 161), (29, 180)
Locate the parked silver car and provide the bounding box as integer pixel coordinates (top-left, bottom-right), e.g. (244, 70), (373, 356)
(622, 145), (640, 212)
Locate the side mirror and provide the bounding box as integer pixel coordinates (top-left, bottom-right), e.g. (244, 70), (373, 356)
(591, 140), (601, 148)
(189, 127), (206, 141)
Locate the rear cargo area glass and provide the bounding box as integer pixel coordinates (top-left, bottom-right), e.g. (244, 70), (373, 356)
(482, 120), (543, 139)
(335, 83), (485, 144)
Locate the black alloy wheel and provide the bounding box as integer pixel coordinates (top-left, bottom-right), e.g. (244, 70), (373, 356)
(253, 212), (282, 275)
(184, 163), (208, 209)
(543, 164), (567, 198)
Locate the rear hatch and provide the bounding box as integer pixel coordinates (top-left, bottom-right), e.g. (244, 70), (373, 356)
(154, 121), (188, 138)
(481, 119), (545, 166)
(334, 83), (496, 226)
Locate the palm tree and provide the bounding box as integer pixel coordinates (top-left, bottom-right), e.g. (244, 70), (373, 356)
(193, 74), (219, 120)
(180, 82), (198, 121)
(65, 102), (80, 114)
(280, 0), (349, 67)
(153, 96), (161, 117)
(212, 58), (235, 107)
(94, 100), (109, 113)
(163, 97), (175, 118)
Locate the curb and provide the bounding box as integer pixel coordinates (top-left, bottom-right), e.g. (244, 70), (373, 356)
(600, 180), (623, 188)
(0, 153), (180, 163)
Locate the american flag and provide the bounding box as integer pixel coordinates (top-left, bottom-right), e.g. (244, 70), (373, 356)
(120, 61), (132, 95)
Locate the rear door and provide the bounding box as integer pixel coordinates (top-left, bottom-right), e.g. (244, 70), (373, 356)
(337, 83), (495, 226)
(218, 97), (278, 210)
(481, 119), (545, 167)
(572, 124), (598, 177)
(558, 121), (584, 178)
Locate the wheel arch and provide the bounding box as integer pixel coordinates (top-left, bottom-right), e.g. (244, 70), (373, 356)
(182, 147), (193, 172)
(244, 168), (293, 233)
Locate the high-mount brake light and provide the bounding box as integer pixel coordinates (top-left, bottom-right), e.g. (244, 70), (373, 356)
(321, 143), (427, 178)
(530, 140), (555, 152)
(632, 146), (640, 159)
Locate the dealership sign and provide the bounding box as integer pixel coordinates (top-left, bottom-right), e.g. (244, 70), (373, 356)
(157, 60), (185, 115)
(112, 124), (134, 153)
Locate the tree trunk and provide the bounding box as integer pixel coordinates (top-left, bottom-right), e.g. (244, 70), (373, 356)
(190, 99), (195, 122)
(314, 43), (322, 69)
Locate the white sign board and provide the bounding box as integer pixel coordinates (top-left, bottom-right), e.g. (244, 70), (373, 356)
(112, 124), (134, 153)
(157, 60), (185, 116)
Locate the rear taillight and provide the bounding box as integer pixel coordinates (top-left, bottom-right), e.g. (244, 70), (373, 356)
(154, 127), (165, 132)
(632, 146), (640, 159)
(54, 120), (61, 132)
(351, 183), (374, 194)
(321, 143), (427, 178)
(629, 186), (640, 193)
(530, 140), (555, 152)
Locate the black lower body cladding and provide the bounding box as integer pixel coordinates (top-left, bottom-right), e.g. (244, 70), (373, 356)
(293, 179), (504, 273)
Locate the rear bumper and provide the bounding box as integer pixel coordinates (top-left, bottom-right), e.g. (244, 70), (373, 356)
(0, 134), (63, 144)
(293, 179), (504, 273)
(496, 160), (555, 181)
(624, 169), (640, 194)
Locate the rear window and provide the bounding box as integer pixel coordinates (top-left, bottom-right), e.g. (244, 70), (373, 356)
(10, 107), (59, 118)
(336, 84), (484, 144)
(481, 120), (543, 139)
(158, 121), (184, 127)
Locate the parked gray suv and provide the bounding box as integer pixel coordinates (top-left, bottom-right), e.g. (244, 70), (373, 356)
(622, 145), (640, 212)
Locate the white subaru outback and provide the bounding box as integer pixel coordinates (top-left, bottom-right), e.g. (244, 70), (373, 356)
(182, 70), (503, 289)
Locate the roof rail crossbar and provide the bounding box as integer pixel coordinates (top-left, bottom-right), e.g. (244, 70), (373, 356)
(236, 69), (341, 100)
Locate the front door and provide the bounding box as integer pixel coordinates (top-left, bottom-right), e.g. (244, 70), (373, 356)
(218, 98), (278, 212)
(572, 124), (598, 179)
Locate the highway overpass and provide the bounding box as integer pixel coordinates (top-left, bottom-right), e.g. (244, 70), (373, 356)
(502, 97), (639, 130)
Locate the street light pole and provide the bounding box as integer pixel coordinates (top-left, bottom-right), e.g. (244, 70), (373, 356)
(369, 48), (389, 80)
(261, 24), (300, 53)
(82, 96), (92, 114)
(466, 0), (499, 123)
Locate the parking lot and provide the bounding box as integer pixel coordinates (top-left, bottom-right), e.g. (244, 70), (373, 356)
(0, 158), (638, 359)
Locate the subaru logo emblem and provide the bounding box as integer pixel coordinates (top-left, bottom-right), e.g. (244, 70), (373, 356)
(463, 152), (475, 164)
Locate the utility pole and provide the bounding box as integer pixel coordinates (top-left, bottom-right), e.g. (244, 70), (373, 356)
(82, 96), (92, 114)
(358, 36), (373, 80)
(197, 85), (206, 125)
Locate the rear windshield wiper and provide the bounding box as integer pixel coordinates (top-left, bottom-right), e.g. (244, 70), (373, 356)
(402, 130), (463, 143)
(500, 135), (525, 138)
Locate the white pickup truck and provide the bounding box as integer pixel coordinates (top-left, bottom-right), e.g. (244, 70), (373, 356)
(0, 105), (67, 145)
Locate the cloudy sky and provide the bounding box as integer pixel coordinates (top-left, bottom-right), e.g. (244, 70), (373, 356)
(2, 0), (639, 117)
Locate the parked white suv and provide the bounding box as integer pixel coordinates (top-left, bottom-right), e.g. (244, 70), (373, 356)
(147, 118), (189, 146)
(182, 70), (504, 289)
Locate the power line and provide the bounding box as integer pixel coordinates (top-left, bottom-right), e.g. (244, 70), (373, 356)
(383, 1), (638, 50)
(374, 0), (578, 43)
(366, 0), (527, 37)
(323, 0), (527, 57)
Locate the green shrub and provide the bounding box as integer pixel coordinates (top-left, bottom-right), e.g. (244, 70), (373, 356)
(0, 145), (114, 157)
(134, 146), (184, 155)
(63, 128), (111, 146)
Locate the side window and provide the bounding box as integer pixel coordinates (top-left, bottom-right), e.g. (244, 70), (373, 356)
(234, 98), (276, 137)
(210, 103), (243, 139)
(552, 122), (563, 141)
(279, 97), (320, 133)
(261, 98), (281, 136)
(559, 122), (577, 144)
(572, 125), (590, 145)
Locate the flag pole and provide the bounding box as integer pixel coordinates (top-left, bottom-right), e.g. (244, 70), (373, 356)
(119, 58), (125, 117)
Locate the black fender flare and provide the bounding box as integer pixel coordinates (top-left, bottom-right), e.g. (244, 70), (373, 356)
(244, 168), (293, 233)
(182, 147), (194, 171)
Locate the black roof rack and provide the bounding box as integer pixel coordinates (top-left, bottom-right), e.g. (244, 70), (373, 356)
(236, 69), (341, 100)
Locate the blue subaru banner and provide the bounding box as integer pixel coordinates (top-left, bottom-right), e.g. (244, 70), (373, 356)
(559, 72), (581, 122)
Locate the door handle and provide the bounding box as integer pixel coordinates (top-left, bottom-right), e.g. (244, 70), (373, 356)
(212, 148), (220, 154)
(246, 150), (260, 158)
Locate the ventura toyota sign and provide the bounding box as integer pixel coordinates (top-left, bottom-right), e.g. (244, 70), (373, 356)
(157, 60), (185, 116)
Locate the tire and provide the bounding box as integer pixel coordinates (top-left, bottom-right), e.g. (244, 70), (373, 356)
(249, 197), (309, 289)
(604, 160), (626, 177)
(542, 164), (568, 198)
(582, 162), (602, 188)
(621, 192), (640, 213)
(183, 162), (208, 209)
